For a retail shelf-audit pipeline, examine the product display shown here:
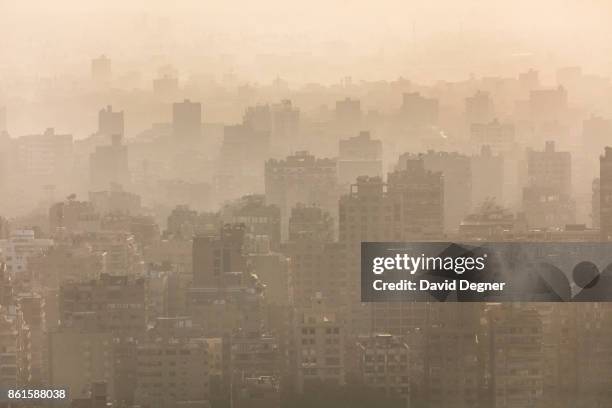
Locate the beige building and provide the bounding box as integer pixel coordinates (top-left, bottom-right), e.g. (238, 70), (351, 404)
(488, 304), (544, 408)
(294, 299), (345, 393)
(59, 273), (145, 334)
(356, 334), (411, 404)
(134, 337), (210, 408)
(48, 330), (115, 401)
(265, 151), (338, 240)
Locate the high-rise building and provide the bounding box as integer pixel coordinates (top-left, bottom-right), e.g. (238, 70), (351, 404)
(87, 231), (141, 275)
(0, 312), (18, 389)
(338, 131), (383, 185)
(88, 187), (141, 215)
(172, 99), (202, 142)
(187, 283), (264, 337)
(471, 145), (504, 208)
(234, 376), (280, 408)
(29, 243), (103, 289)
(459, 200), (522, 239)
(48, 330), (115, 401)
(91, 55), (111, 83)
(59, 274), (145, 335)
(89, 135), (129, 190)
(293, 299), (345, 393)
(16, 294), (46, 386)
(188, 228), (265, 335)
(355, 334), (411, 404)
(97, 106), (124, 137)
(523, 141), (575, 229)
(470, 120), (516, 154)
(527, 141), (571, 194)
(424, 304), (485, 408)
(218, 123), (270, 191)
(600, 147), (612, 239)
(340, 163), (444, 242)
(153, 75), (179, 99)
(339, 176), (392, 243)
(488, 304), (544, 408)
(592, 178), (601, 229)
(166, 205), (220, 239)
(71, 382), (109, 408)
(397, 151), (468, 233)
(465, 91), (494, 125)
(338, 169), (443, 336)
(583, 115), (612, 156)
(529, 86), (568, 123)
(0, 217), (8, 240)
(335, 98), (362, 134)
(537, 304), (578, 408)
(0, 230), (53, 275)
(282, 205), (346, 308)
(221, 195), (281, 249)
(15, 128), (73, 182)
(0, 107), (6, 133)
(288, 204), (334, 243)
(335, 98), (361, 124)
(49, 198), (97, 234)
(283, 239), (347, 309)
(248, 249), (290, 307)
(230, 333), (281, 379)
(192, 224), (246, 288)
(243, 104), (272, 134)
(134, 337), (210, 408)
(574, 303), (612, 405)
(271, 100), (299, 155)
(265, 151), (338, 240)
(400, 92), (439, 127)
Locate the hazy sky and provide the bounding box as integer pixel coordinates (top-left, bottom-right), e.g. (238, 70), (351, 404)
(1, 0), (612, 83)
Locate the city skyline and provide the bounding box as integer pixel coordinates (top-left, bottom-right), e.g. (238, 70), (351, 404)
(3, 2), (612, 407)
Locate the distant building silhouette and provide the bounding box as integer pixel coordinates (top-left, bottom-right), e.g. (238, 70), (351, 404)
(265, 151), (337, 240)
(271, 100), (299, 155)
(243, 104), (272, 134)
(0, 107), (6, 133)
(338, 131), (382, 185)
(192, 224), (246, 288)
(91, 55), (111, 83)
(89, 135), (129, 190)
(49, 197), (97, 234)
(592, 178), (600, 229)
(173, 99), (202, 142)
(523, 141), (575, 229)
(153, 75), (179, 98)
(397, 151), (470, 233)
(518, 69), (540, 91)
(15, 128), (73, 182)
(221, 195), (281, 249)
(293, 296), (345, 393)
(600, 147), (612, 239)
(529, 86), (568, 123)
(583, 115), (612, 155)
(471, 145), (504, 208)
(488, 304), (544, 408)
(335, 98), (362, 134)
(98, 105), (124, 137)
(400, 92), (439, 127)
(465, 91), (494, 125)
(288, 204), (334, 243)
(470, 119), (516, 154)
